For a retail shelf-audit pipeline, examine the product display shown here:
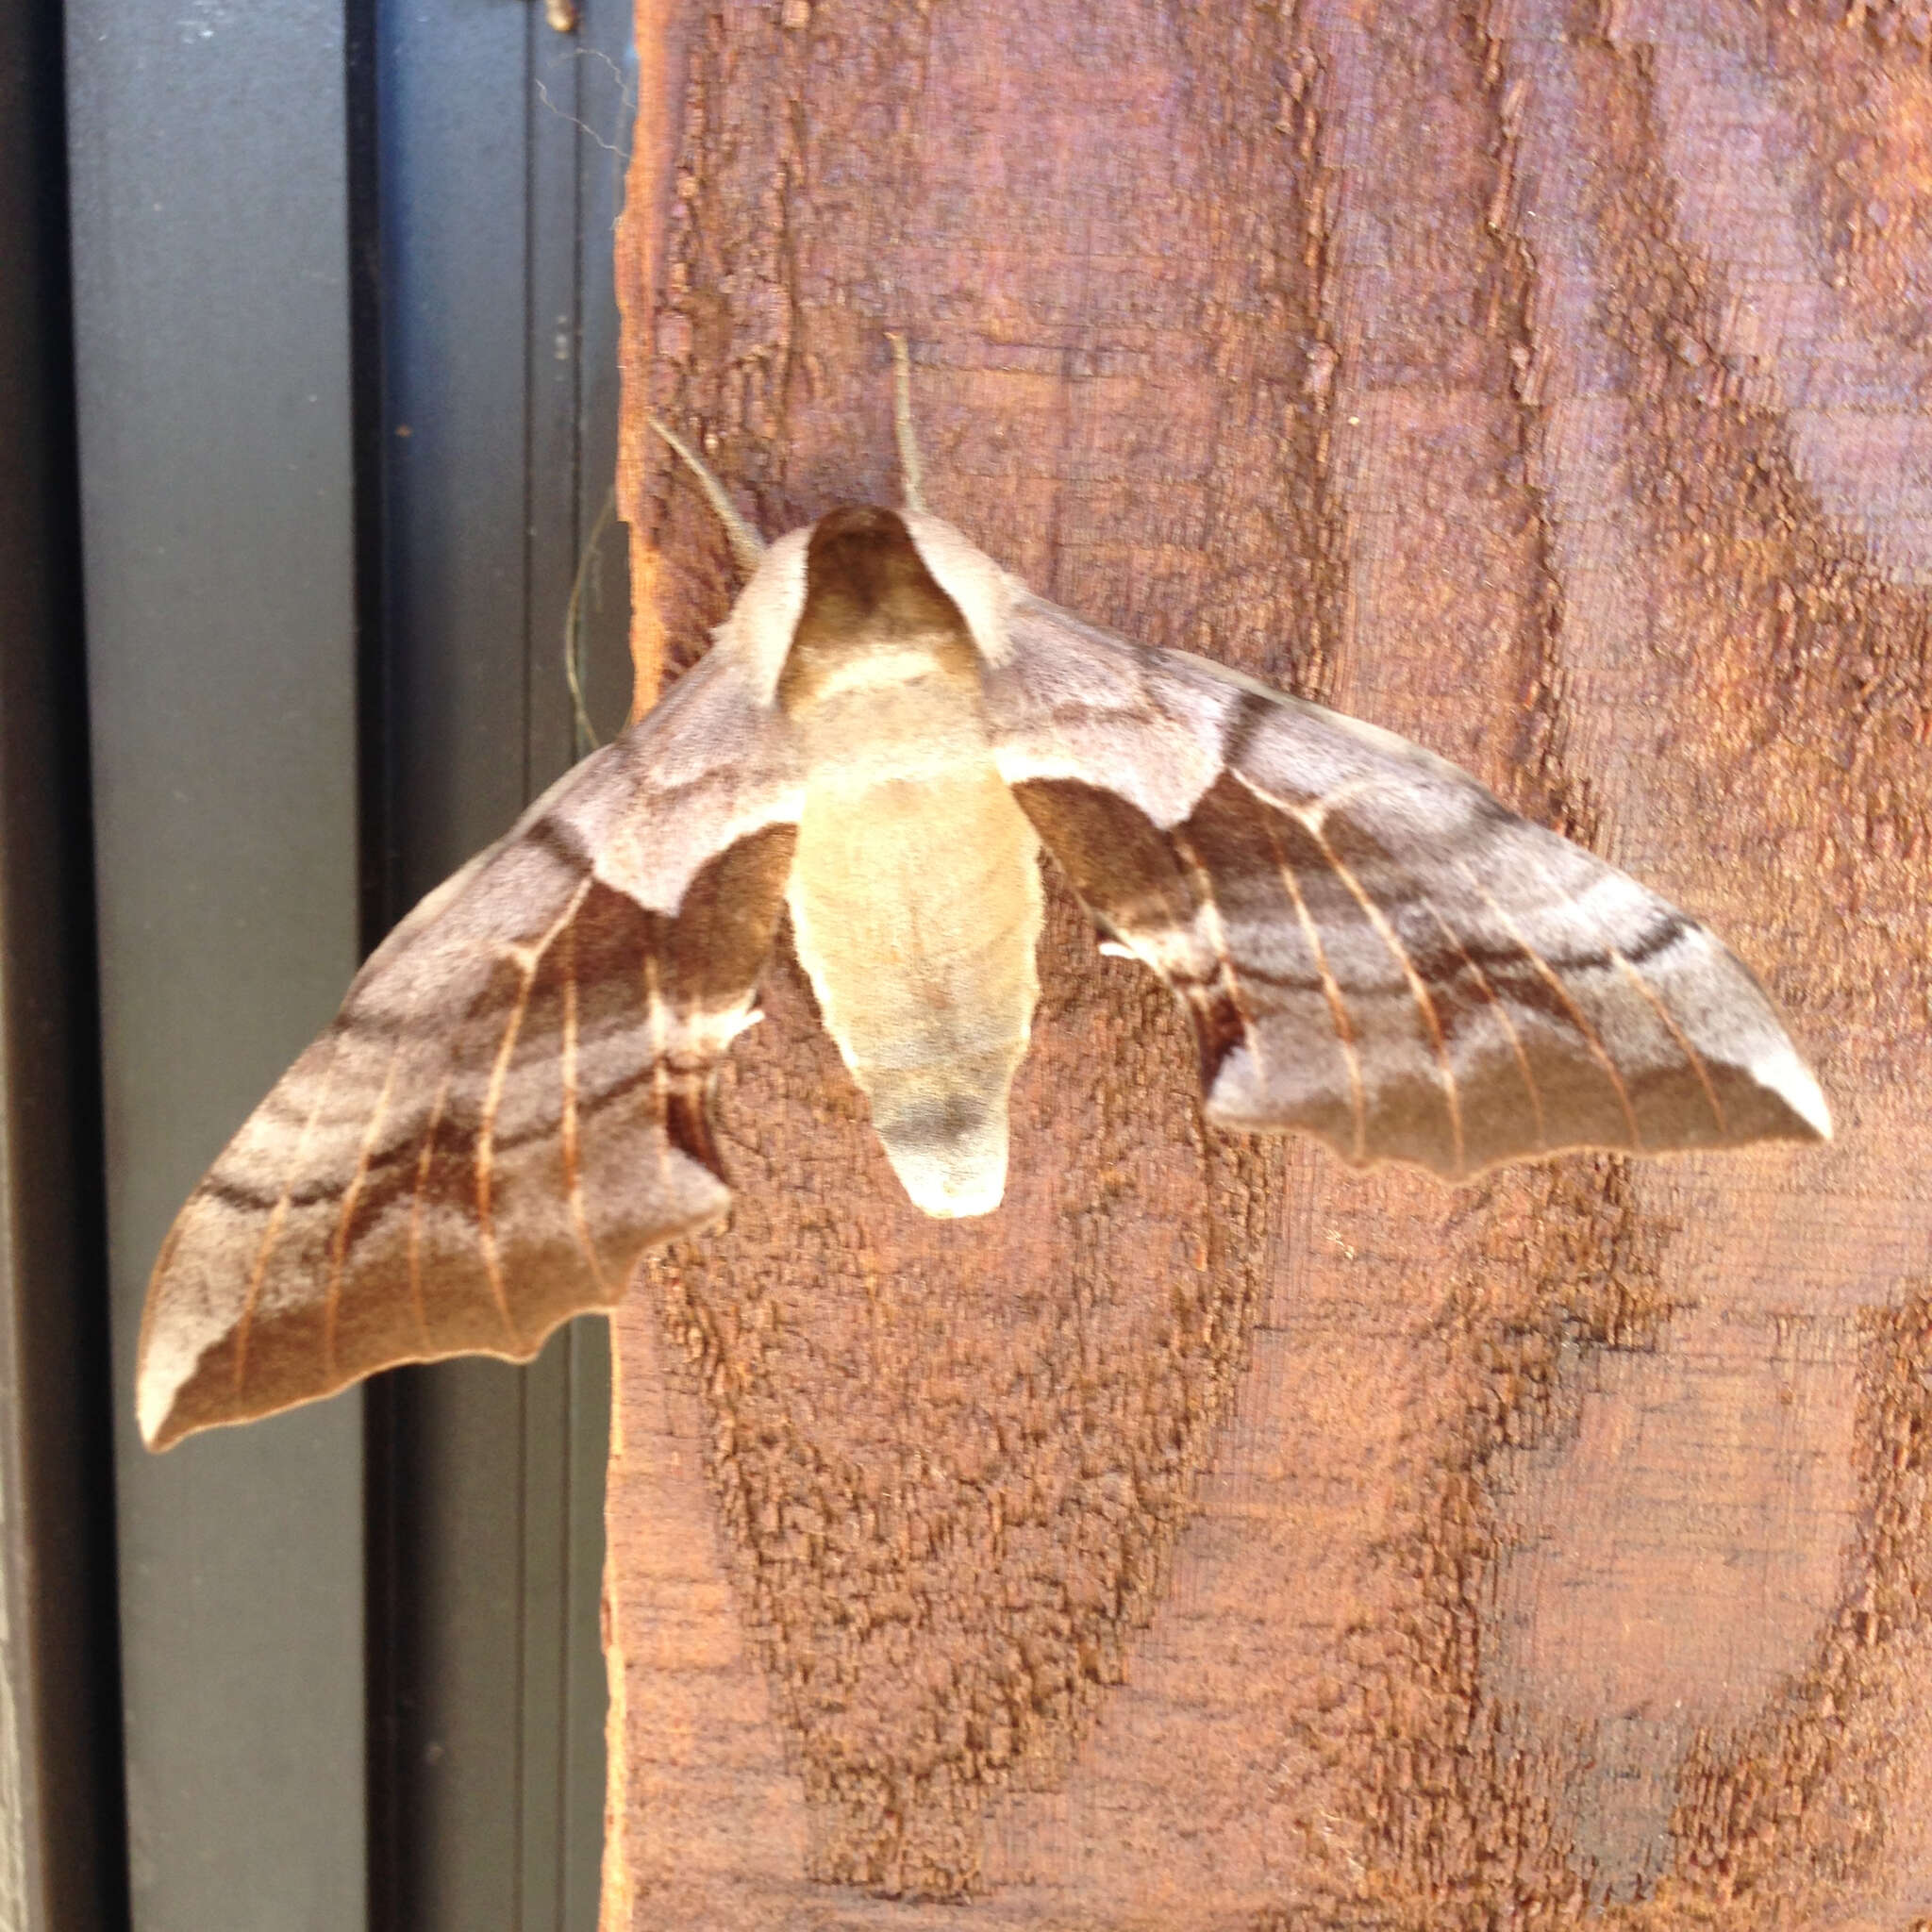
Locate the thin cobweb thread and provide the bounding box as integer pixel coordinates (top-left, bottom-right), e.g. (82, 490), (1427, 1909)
(565, 485), (617, 758)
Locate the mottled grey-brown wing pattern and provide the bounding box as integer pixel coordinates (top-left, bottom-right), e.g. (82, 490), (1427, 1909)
(137, 657), (800, 1451)
(991, 595), (1829, 1181)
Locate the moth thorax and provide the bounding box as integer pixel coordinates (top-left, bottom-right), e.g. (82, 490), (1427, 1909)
(778, 505), (982, 715)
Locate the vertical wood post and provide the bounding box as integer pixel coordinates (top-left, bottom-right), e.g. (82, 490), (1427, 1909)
(603, 4), (1932, 1923)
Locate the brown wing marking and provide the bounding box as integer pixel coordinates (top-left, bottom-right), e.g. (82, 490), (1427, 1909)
(475, 879), (597, 1350)
(643, 951), (672, 1196)
(1008, 774), (1251, 1096)
(557, 917), (608, 1293)
(1449, 858), (1643, 1150)
(1168, 828), (1260, 1093)
(1612, 945), (1727, 1136)
(1256, 809), (1368, 1162)
(324, 1040), (404, 1375)
(407, 1075), (452, 1353)
(1296, 814), (1464, 1175)
(1410, 889), (1545, 1153)
(234, 1033), (346, 1396)
(1239, 791), (1458, 1170)
(474, 1007), (527, 1348)
(1014, 773), (1372, 1159)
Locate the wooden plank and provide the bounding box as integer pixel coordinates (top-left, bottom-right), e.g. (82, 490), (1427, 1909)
(602, 0), (1932, 1924)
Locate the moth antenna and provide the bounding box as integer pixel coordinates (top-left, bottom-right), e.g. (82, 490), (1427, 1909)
(648, 417), (767, 574)
(886, 331), (928, 514)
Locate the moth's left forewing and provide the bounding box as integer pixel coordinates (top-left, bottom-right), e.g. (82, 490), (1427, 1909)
(137, 648), (804, 1450)
(987, 593), (1829, 1181)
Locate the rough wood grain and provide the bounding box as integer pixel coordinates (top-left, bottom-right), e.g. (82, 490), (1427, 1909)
(602, 2), (1932, 1924)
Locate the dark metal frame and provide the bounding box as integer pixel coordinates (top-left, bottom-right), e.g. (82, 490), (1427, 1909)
(53, 1), (632, 1924)
(0, 3), (126, 1926)
(359, 7), (631, 1924)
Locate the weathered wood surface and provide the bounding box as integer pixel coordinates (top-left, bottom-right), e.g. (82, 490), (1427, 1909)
(599, 3), (1932, 1925)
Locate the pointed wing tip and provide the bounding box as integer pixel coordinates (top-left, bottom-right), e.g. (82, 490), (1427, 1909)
(135, 1334), (196, 1453)
(135, 1303), (631, 1456)
(135, 1341), (258, 1453)
(138, 1384), (214, 1454)
(142, 1411), (189, 1455)
(1747, 1038), (1833, 1144)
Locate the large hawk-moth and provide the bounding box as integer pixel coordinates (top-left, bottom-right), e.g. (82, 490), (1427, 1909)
(137, 346), (1830, 1451)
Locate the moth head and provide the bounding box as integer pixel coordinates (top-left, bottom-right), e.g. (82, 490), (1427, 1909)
(801, 505), (970, 644)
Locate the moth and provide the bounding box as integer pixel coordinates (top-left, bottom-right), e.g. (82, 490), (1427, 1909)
(137, 343), (1831, 1451)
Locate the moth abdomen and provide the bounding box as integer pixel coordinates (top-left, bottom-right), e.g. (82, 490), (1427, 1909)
(860, 1056), (1018, 1223)
(788, 752), (1043, 1219)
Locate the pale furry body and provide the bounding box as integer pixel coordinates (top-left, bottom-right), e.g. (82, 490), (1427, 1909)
(791, 760), (1041, 1218)
(781, 561), (1041, 1215)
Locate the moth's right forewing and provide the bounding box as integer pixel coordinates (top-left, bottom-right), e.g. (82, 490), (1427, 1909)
(137, 653), (802, 1451)
(1218, 688), (1831, 1165)
(989, 595), (1829, 1182)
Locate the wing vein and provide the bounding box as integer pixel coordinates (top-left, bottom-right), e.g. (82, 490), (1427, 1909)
(323, 1041), (404, 1374)
(558, 913), (608, 1291)
(1170, 828), (1260, 1059)
(475, 878), (596, 1347)
(643, 951), (673, 1190)
(475, 994), (527, 1346)
(235, 1032), (346, 1393)
(1453, 859), (1644, 1149)
(1259, 814), (1368, 1161)
(1411, 891), (1546, 1151)
(1612, 946), (1727, 1134)
(408, 1079), (451, 1349)
(1303, 820), (1465, 1174)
